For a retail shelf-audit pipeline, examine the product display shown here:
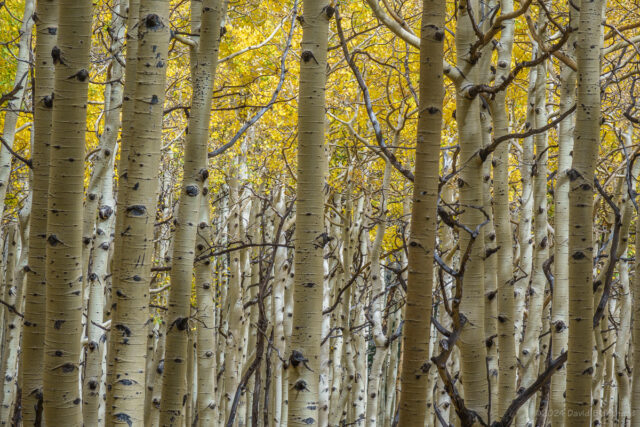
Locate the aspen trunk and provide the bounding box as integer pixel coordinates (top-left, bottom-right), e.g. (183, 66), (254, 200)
(397, 0), (443, 422)
(81, 0), (127, 313)
(83, 153), (116, 425)
(491, 0), (517, 407)
(20, 0), (57, 422)
(287, 0), (331, 424)
(516, 72), (536, 357)
(615, 257), (631, 426)
(195, 184), (218, 424)
(517, 52), (549, 425)
(223, 173), (245, 420)
(41, 0), (92, 424)
(455, 0), (488, 418)
(631, 172), (640, 425)
(365, 158), (393, 426)
(105, 1), (171, 423)
(0, 225), (21, 424)
(160, 0), (224, 422)
(146, 322), (166, 427)
(480, 108), (499, 423)
(82, 2), (125, 423)
(550, 10), (577, 424)
(565, 0), (603, 423)
(0, 0), (35, 220)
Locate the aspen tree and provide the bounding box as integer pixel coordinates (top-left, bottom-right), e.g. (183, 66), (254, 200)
(82, 2), (126, 423)
(351, 231), (368, 424)
(107, 0), (139, 324)
(516, 74), (535, 354)
(84, 153), (117, 424)
(326, 193), (345, 426)
(0, 0), (34, 220)
(616, 127), (639, 425)
(455, 0), (488, 418)
(244, 193), (262, 425)
(0, 224), (20, 424)
(8, 200), (31, 420)
(103, 0), (138, 400)
(105, 0), (170, 423)
(518, 48), (549, 425)
(160, 0), (224, 422)
(20, 0), (57, 422)
(194, 186), (217, 425)
(365, 118), (404, 425)
(434, 176), (456, 424)
(42, 0), (93, 424)
(287, 0), (331, 424)
(480, 106), (499, 422)
(80, 0), (127, 310)
(146, 322), (166, 427)
(318, 257), (332, 427)
(590, 157), (638, 425)
(396, 0), (443, 422)
(550, 8), (577, 425)
(270, 187), (290, 425)
(565, 0), (604, 423)
(491, 0), (517, 411)
(615, 256), (632, 424)
(631, 152), (640, 425)
(223, 173), (245, 419)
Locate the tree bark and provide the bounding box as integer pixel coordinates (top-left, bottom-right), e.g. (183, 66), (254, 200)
(565, 0), (604, 423)
(0, 0), (35, 220)
(490, 0), (517, 408)
(287, 0), (331, 425)
(20, 0), (56, 422)
(396, 0), (444, 422)
(42, 0), (93, 424)
(159, 0), (224, 423)
(105, 1), (171, 423)
(550, 8), (577, 424)
(455, 0), (488, 419)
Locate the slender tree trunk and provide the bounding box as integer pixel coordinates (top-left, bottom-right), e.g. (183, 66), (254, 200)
(103, 0), (139, 397)
(223, 174), (245, 420)
(270, 187), (289, 426)
(480, 107), (499, 423)
(20, 0), (57, 422)
(518, 51), (549, 425)
(81, 0), (127, 312)
(516, 72), (536, 358)
(455, 0), (488, 418)
(613, 127), (639, 427)
(0, 0), (35, 220)
(195, 184), (218, 424)
(630, 167), (640, 425)
(397, 0), (443, 422)
(81, 3), (126, 424)
(0, 225), (21, 424)
(105, 1), (171, 423)
(565, 0), (603, 423)
(287, 0), (331, 425)
(160, 0), (224, 423)
(83, 154), (116, 425)
(42, 1), (93, 424)
(491, 0), (517, 407)
(550, 9), (577, 424)
(146, 321), (166, 427)
(615, 256), (632, 426)
(365, 158), (393, 426)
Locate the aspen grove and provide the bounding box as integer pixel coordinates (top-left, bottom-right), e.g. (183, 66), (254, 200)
(2, 0), (640, 425)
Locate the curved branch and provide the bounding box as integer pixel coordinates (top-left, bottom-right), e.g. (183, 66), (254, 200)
(335, 6), (415, 182)
(208, 1), (298, 158)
